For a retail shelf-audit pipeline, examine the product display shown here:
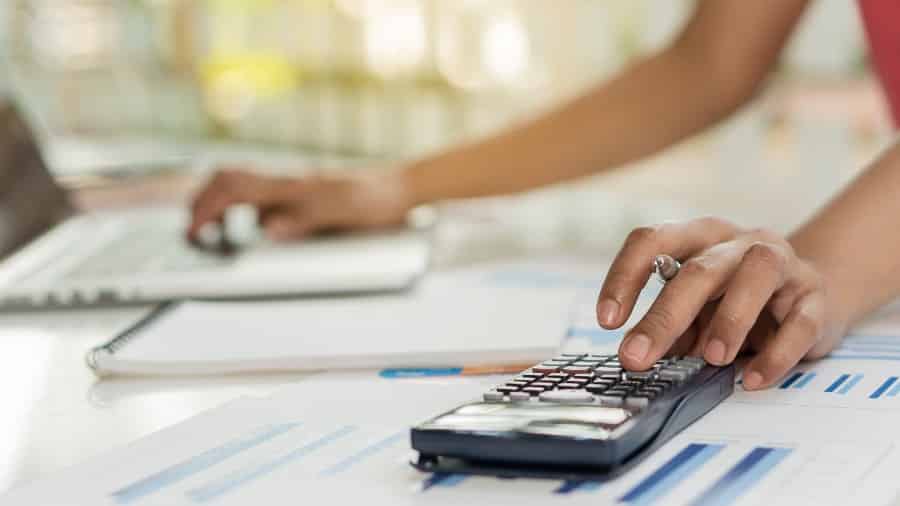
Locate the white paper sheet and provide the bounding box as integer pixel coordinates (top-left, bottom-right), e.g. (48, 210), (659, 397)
(94, 259), (608, 375)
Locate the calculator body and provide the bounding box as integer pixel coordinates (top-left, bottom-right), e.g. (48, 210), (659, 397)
(411, 354), (735, 479)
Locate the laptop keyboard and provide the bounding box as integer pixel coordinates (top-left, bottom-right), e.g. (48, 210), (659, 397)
(64, 224), (232, 280)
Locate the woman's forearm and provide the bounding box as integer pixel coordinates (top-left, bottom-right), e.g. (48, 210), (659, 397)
(789, 142), (900, 336)
(400, 0), (810, 206)
(401, 46), (746, 205)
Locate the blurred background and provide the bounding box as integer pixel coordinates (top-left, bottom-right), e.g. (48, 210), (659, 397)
(1, 0), (897, 261)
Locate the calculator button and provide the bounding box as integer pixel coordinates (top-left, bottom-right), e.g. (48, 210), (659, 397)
(578, 358), (606, 364)
(598, 395), (625, 407)
(596, 366), (623, 375)
(640, 386), (664, 397)
(604, 388), (631, 396)
(510, 392), (532, 402)
(681, 356), (707, 366)
(625, 396), (650, 410)
(559, 353), (586, 359)
(542, 377), (564, 384)
(483, 391), (505, 402)
(623, 371), (657, 381)
(558, 382), (582, 389)
(496, 386), (520, 393)
(675, 360), (704, 373)
(618, 381), (644, 389)
(588, 354), (614, 360)
(599, 374), (621, 382)
(573, 373), (595, 380)
(648, 382), (673, 393)
(548, 372), (569, 379)
(522, 387), (545, 395)
(592, 378), (616, 387)
(571, 361), (597, 368)
(533, 365), (562, 373)
(530, 382), (555, 389)
(539, 390), (595, 404)
(519, 373), (543, 380)
(506, 380), (530, 387)
(586, 384), (610, 394)
(562, 366), (592, 374)
(659, 369), (690, 382)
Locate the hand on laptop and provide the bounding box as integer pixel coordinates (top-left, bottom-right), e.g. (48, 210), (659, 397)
(595, 218), (844, 390)
(187, 169), (413, 242)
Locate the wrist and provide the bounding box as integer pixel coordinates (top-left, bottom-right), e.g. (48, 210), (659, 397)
(393, 159), (435, 209)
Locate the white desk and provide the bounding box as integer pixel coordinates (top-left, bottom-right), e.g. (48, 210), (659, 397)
(1, 133), (892, 498)
(0, 306), (317, 491)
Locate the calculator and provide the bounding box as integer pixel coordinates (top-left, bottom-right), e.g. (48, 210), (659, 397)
(411, 353), (735, 480)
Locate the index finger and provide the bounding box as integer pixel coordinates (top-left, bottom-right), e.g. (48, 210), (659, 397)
(597, 218), (738, 329)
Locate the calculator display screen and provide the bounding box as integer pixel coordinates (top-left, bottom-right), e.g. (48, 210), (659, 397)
(420, 402), (632, 440)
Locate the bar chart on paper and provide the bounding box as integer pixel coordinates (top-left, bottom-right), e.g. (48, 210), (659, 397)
(7, 374), (900, 506)
(90, 415), (893, 506)
(730, 334), (900, 410)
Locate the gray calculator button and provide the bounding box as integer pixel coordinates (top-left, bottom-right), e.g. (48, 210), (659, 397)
(539, 390), (595, 404)
(682, 356), (707, 366)
(660, 369), (689, 382)
(675, 360), (704, 372)
(624, 370), (656, 381)
(596, 366), (623, 375)
(510, 392), (532, 402)
(562, 366), (592, 374)
(598, 395), (625, 407)
(483, 391), (505, 402)
(625, 396), (650, 409)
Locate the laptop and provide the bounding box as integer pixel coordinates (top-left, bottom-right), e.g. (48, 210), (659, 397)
(0, 101), (430, 309)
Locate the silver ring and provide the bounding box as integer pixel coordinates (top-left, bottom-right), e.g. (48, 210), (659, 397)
(654, 254), (681, 282)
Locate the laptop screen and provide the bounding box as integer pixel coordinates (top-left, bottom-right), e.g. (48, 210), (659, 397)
(0, 100), (74, 260)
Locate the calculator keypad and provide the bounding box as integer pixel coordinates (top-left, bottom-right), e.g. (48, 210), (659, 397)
(483, 354), (707, 410)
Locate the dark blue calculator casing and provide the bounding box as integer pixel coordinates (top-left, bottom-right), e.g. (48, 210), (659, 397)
(411, 363), (735, 481)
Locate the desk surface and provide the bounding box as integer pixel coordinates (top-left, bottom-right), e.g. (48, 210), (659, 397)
(0, 133), (891, 497)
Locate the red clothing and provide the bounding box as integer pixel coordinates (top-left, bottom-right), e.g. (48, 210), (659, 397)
(859, 0), (900, 126)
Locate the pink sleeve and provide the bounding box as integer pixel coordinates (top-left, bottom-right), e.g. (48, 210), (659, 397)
(859, 0), (900, 127)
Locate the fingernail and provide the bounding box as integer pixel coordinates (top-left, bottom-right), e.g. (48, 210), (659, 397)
(622, 333), (651, 364)
(597, 299), (620, 327)
(704, 339), (727, 365)
(743, 370), (763, 390)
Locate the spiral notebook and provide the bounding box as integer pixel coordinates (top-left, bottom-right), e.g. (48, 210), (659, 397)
(86, 261), (597, 377)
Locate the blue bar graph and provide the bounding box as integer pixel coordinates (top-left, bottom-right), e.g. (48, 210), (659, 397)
(779, 372), (804, 389)
(421, 473), (468, 491)
(827, 354), (900, 362)
(825, 374), (850, 393)
(554, 480), (601, 494)
(837, 374), (864, 395)
(111, 423), (298, 504)
(792, 372), (816, 389)
(690, 447), (792, 506)
(187, 426), (355, 502)
(888, 381), (900, 397)
(620, 443), (725, 505)
(870, 376), (899, 399)
(319, 433), (404, 476)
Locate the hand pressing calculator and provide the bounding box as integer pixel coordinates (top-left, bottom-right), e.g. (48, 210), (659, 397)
(411, 353), (734, 480)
